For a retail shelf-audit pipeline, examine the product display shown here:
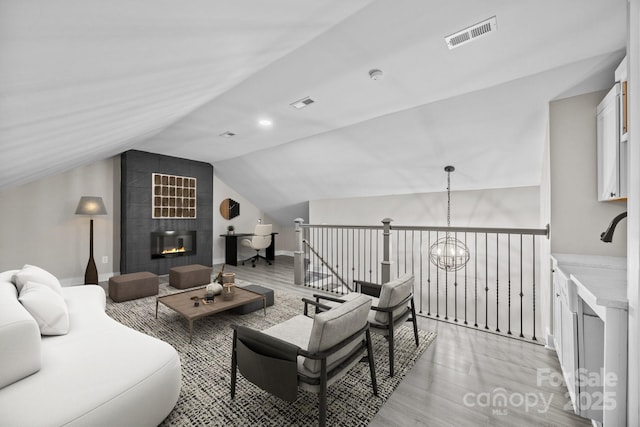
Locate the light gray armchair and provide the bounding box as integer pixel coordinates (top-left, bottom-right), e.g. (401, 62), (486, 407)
(230, 294), (377, 427)
(314, 274), (419, 377)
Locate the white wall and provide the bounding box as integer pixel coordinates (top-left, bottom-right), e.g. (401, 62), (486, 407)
(310, 186), (540, 228)
(0, 157), (120, 285)
(310, 186), (545, 338)
(543, 90), (629, 356)
(212, 173), (296, 264)
(549, 90), (627, 256)
(0, 157), (298, 285)
(540, 117), (553, 345)
(626, 0), (639, 424)
(548, 88), (634, 421)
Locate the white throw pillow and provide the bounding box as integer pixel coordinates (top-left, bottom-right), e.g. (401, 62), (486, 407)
(13, 264), (63, 295)
(18, 281), (70, 335)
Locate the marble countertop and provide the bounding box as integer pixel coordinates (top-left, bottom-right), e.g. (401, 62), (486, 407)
(551, 253), (628, 311)
(551, 253), (627, 270)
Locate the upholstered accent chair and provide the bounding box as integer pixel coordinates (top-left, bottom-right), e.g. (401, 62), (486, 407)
(230, 295), (377, 427)
(241, 223), (272, 267)
(314, 274), (419, 377)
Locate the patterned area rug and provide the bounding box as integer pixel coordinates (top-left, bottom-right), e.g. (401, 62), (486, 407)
(106, 284), (436, 426)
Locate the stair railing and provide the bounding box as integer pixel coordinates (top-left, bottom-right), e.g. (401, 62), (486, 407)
(302, 238), (351, 292)
(293, 217), (549, 342)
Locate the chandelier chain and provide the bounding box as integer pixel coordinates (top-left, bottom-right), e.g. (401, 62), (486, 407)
(447, 169), (451, 228)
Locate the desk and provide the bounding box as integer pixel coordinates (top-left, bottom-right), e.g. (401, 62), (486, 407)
(220, 233), (278, 266)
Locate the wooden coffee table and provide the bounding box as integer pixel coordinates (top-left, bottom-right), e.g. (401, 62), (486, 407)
(155, 286), (266, 342)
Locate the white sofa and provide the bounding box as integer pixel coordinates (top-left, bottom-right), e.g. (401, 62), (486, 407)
(0, 269), (182, 427)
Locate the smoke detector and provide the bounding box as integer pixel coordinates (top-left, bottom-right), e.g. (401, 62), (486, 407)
(369, 69), (383, 80)
(445, 16), (497, 50)
(219, 131), (236, 137)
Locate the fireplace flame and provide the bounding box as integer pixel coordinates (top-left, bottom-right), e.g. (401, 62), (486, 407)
(161, 246), (186, 254)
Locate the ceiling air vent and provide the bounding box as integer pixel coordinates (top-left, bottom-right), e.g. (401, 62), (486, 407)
(219, 131), (236, 137)
(445, 16), (497, 50)
(290, 96), (315, 109)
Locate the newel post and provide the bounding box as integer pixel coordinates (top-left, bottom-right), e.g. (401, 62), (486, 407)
(381, 218), (393, 284)
(294, 218), (305, 286)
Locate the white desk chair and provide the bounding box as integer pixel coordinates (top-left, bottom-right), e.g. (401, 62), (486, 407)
(240, 224), (272, 267)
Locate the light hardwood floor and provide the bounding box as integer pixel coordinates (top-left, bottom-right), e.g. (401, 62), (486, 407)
(130, 256), (592, 426)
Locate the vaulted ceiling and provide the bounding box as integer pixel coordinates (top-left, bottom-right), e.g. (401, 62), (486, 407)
(0, 0), (628, 224)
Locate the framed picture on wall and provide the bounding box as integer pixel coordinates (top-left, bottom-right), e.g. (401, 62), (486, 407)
(152, 173), (197, 219)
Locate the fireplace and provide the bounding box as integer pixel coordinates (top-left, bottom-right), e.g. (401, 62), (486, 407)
(151, 230), (196, 259)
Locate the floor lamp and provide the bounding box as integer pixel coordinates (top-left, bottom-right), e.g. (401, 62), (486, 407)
(75, 196), (107, 285)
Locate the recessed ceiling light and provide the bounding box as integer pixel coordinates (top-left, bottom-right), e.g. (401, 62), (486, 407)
(290, 96), (315, 109)
(258, 118), (273, 127)
(219, 131), (236, 137)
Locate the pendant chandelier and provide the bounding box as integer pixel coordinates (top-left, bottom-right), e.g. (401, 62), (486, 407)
(429, 166), (470, 271)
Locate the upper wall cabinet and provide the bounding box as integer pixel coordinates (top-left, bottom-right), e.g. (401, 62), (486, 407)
(615, 57), (628, 142)
(597, 57), (628, 202)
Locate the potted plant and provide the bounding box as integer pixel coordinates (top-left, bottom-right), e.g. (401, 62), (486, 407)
(227, 225), (235, 235)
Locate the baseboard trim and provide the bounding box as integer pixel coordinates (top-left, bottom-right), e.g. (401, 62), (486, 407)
(60, 272), (118, 287)
(545, 334), (556, 350)
(63, 254), (297, 285)
(212, 252), (293, 266)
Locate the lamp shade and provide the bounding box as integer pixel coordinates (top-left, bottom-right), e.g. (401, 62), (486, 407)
(75, 196), (107, 216)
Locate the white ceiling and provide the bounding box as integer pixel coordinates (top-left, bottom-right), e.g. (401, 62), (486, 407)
(0, 0), (628, 224)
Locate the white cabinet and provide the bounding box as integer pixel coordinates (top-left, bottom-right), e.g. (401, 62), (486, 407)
(551, 253), (628, 426)
(577, 301), (605, 423)
(597, 84), (626, 201)
(552, 266), (579, 412)
(615, 57), (628, 143)
(560, 304), (579, 407)
(552, 275), (562, 351)
(597, 56), (628, 202)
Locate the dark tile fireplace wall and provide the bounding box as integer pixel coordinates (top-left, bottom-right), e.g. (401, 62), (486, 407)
(121, 150), (213, 275)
